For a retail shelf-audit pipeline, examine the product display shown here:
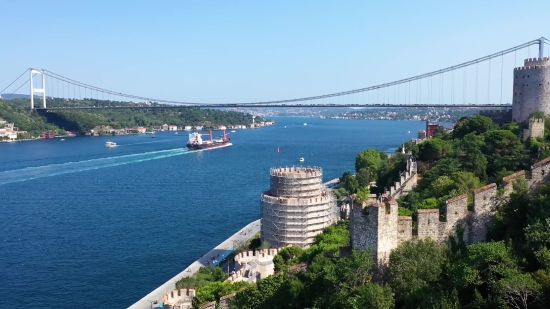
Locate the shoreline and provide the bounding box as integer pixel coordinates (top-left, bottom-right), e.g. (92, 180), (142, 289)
(127, 219), (261, 309)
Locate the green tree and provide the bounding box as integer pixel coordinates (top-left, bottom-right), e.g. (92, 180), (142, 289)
(453, 115), (498, 139)
(482, 130), (527, 177)
(355, 149), (387, 186)
(415, 138), (452, 162)
(388, 239), (447, 307)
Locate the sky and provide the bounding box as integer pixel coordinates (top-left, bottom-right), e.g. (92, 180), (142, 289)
(1, 0), (549, 104)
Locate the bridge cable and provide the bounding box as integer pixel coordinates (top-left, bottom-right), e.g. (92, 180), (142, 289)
(475, 62), (478, 104)
(500, 54), (503, 105)
(0, 68), (30, 96)
(488, 58), (491, 104)
(463, 66), (466, 104)
(32, 37), (546, 107)
(5, 74), (36, 99)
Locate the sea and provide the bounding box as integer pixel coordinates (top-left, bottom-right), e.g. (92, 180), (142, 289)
(0, 117), (426, 309)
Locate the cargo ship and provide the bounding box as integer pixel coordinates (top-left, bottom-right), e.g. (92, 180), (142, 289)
(186, 130), (231, 150)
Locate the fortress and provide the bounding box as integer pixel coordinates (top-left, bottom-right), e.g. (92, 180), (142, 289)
(260, 166), (338, 248)
(512, 57), (550, 123)
(350, 156), (550, 265)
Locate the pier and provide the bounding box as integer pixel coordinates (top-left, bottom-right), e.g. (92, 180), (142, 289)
(128, 219), (261, 309)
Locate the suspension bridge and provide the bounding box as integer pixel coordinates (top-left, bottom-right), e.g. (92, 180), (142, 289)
(1, 37), (549, 112)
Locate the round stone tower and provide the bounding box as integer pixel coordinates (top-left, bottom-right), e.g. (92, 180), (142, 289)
(512, 57), (550, 122)
(260, 166), (337, 248)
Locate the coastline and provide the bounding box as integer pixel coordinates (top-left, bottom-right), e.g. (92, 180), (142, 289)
(127, 219), (261, 309)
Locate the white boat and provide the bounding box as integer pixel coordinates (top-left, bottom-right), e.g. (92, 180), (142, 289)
(303, 123), (307, 126)
(105, 141), (117, 148)
(299, 157), (305, 162)
(60, 139), (65, 141)
(231, 130), (236, 133)
(408, 131), (411, 134)
(175, 132), (179, 135)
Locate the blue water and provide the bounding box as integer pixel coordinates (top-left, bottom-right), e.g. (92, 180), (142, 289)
(0, 117), (425, 309)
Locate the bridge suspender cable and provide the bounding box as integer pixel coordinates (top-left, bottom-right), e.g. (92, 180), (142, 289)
(21, 37), (548, 106)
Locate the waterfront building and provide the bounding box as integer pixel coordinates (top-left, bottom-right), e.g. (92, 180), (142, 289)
(260, 166), (338, 248)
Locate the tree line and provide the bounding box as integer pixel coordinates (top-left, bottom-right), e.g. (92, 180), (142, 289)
(0, 98), (263, 137)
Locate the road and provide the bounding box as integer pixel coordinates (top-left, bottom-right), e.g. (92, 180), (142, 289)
(127, 219), (261, 309)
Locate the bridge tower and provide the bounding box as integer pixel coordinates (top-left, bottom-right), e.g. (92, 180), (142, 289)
(29, 68), (46, 109)
(511, 39), (550, 123)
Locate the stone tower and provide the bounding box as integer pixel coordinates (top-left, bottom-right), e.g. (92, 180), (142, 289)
(260, 166), (338, 248)
(512, 57), (550, 123)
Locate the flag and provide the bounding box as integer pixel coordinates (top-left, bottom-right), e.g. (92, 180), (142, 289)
(277, 147), (280, 153)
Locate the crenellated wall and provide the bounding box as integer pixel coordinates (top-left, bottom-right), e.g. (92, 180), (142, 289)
(523, 118), (545, 142)
(387, 156), (418, 199)
(162, 289), (196, 309)
(351, 156), (550, 265)
(350, 194), (398, 264)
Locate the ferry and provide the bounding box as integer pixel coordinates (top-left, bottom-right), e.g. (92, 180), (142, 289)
(187, 130), (231, 150)
(105, 141), (117, 148)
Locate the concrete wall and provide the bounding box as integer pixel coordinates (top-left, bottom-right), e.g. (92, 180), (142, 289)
(512, 57), (550, 122)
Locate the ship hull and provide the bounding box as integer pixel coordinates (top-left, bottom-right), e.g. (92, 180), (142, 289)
(186, 141), (231, 150)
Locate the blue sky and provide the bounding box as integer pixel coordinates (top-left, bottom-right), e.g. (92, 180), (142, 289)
(1, 0), (548, 104)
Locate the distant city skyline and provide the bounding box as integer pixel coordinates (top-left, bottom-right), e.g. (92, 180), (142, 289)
(1, 0), (549, 104)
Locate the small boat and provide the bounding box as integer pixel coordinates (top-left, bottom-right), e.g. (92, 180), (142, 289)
(60, 139), (65, 141)
(284, 126), (287, 128)
(231, 130), (236, 133)
(299, 157), (305, 162)
(303, 123), (307, 126)
(408, 131), (411, 134)
(105, 141), (117, 148)
(175, 132), (179, 135)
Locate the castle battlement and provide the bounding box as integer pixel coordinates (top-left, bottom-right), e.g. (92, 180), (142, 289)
(351, 156), (550, 266)
(530, 118), (545, 123)
(386, 156), (418, 199)
(163, 288), (196, 308)
(502, 170), (525, 184)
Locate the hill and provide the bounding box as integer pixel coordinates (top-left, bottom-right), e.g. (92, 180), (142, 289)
(0, 98), (263, 138)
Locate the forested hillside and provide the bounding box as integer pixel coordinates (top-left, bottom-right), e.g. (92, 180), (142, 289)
(181, 114), (550, 309)
(0, 98), (261, 136)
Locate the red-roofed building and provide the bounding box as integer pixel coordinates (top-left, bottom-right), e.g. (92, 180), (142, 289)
(426, 121), (444, 138)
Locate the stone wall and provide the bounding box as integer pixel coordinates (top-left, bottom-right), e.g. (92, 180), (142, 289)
(162, 289), (196, 309)
(397, 216), (412, 244)
(350, 195), (398, 264)
(531, 156), (550, 184)
(523, 118), (545, 142)
(350, 156), (550, 266)
(469, 184), (497, 243)
(479, 109), (513, 125)
(387, 155), (418, 199)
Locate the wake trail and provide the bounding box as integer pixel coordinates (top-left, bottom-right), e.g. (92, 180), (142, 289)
(0, 148), (191, 185)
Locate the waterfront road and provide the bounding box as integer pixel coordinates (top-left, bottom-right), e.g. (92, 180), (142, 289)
(128, 219), (261, 309)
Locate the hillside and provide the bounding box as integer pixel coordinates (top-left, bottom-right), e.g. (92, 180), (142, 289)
(0, 98), (263, 137)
